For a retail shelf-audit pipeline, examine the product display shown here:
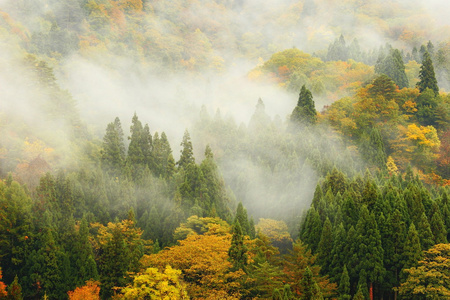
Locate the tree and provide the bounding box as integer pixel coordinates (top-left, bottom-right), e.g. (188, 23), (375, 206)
(67, 280), (100, 300)
(375, 48), (409, 88)
(398, 243), (450, 299)
(142, 227), (245, 298)
(417, 52), (439, 96)
(282, 240), (336, 298)
(228, 221), (248, 271)
(402, 223), (422, 276)
(177, 129), (195, 169)
(338, 265), (351, 300)
(290, 85), (317, 125)
(8, 275), (22, 300)
(300, 267), (324, 300)
(120, 266), (189, 299)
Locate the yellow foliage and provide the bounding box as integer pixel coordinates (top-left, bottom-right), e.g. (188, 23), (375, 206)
(142, 229), (245, 299)
(120, 266), (189, 299)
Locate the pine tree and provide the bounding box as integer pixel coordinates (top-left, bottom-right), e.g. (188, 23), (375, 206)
(355, 206), (384, 292)
(316, 217), (333, 274)
(127, 113), (146, 166)
(290, 85), (317, 125)
(101, 121), (125, 174)
(417, 52), (439, 96)
(417, 212), (434, 251)
(300, 267), (323, 300)
(338, 265), (351, 300)
(228, 221), (248, 271)
(402, 223), (422, 280)
(234, 202), (251, 236)
(177, 129), (195, 169)
(375, 48), (409, 88)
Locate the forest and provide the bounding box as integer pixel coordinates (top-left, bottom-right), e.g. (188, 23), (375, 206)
(0, 0), (449, 299)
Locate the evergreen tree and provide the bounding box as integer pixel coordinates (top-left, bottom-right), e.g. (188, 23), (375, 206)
(127, 113), (146, 166)
(417, 52), (439, 96)
(375, 48), (409, 88)
(402, 223), (422, 279)
(430, 210), (447, 244)
(177, 129), (195, 169)
(316, 217), (333, 274)
(228, 221), (248, 271)
(234, 202), (251, 236)
(290, 85), (317, 125)
(416, 212), (434, 251)
(338, 265), (351, 300)
(300, 267), (323, 300)
(101, 121), (125, 174)
(359, 128), (387, 169)
(355, 206), (384, 293)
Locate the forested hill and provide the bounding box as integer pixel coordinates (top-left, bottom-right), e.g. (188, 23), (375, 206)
(0, 0), (450, 299)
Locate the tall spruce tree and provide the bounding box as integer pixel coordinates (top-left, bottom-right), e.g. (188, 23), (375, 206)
(417, 52), (439, 95)
(228, 221), (248, 271)
(177, 129), (195, 169)
(375, 48), (409, 88)
(290, 85), (317, 125)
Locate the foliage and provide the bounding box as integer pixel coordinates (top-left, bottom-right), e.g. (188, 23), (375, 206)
(398, 243), (450, 299)
(119, 266), (189, 299)
(67, 280), (100, 300)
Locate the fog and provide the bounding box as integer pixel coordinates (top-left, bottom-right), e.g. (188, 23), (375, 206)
(0, 0), (448, 222)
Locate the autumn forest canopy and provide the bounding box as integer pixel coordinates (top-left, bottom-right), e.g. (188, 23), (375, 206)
(0, 0), (449, 299)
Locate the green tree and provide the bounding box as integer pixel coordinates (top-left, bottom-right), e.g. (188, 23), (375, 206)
(177, 129), (195, 169)
(290, 85), (317, 125)
(228, 221), (248, 271)
(338, 265), (351, 300)
(375, 48), (409, 88)
(417, 52), (439, 96)
(402, 223), (422, 278)
(300, 267), (324, 300)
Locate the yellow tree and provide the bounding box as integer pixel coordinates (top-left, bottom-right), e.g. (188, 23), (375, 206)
(142, 226), (245, 299)
(119, 266), (189, 299)
(398, 243), (450, 299)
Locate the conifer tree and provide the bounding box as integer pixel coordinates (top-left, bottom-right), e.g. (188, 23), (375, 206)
(416, 212), (434, 251)
(234, 202), (251, 236)
(102, 121), (125, 174)
(402, 223), (422, 279)
(338, 265), (351, 300)
(300, 267), (323, 300)
(355, 206), (384, 292)
(375, 48), (409, 88)
(177, 129), (195, 169)
(228, 221), (248, 271)
(290, 85), (317, 125)
(317, 217), (333, 274)
(430, 208), (447, 244)
(417, 52), (439, 95)
(127, 113), (146, 166)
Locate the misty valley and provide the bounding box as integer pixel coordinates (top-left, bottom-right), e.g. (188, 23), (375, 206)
(0, 0), (449, 299)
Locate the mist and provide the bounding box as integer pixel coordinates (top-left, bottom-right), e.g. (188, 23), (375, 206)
(0, 0), (448, 223)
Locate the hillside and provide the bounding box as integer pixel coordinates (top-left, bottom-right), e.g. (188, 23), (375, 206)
(0, 0), (449, 299)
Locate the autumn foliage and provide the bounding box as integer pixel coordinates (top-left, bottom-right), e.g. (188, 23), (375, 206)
(67, 280), (100, 300)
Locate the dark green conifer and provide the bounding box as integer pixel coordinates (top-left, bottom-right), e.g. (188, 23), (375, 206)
(290, 85), (317, 125)
(338, 265), (351, 300)
(228, 221), (248, 271)
(177, 129), (195, 169)
(402, 223), (422, 277)
(417, 52), (439, 96)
